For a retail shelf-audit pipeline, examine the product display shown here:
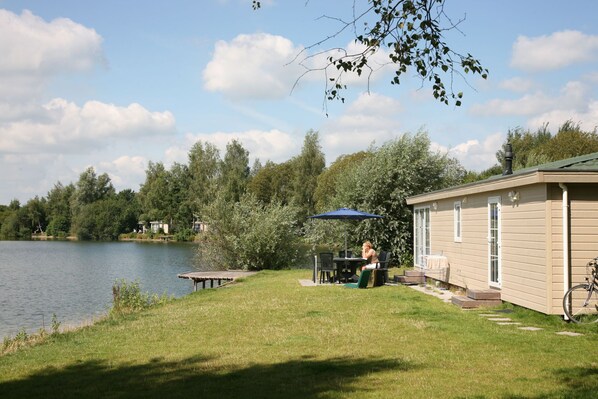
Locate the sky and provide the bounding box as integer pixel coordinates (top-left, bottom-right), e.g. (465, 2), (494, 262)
(1, 0), (598, 204)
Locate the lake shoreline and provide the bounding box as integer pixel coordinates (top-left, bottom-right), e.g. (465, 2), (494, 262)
(0, 241), (198, 338)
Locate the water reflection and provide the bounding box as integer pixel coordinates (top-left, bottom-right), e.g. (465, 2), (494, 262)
(0, 241), (199, 338)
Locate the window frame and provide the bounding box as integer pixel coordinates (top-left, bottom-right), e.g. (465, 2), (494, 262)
(453, 200), (462, 242)
(413, 206), (431, 268)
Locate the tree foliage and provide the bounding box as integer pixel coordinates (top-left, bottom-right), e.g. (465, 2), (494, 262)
(187, 141), (220, 218)
(247, 160), (296, 205)
(496, 121), (598, 171)
(254, 0), (487, 108)
(219, 140), (250, 203)
(198, 194), (301, 271)
(291, 130), (326, 219)
(314, 151), (370, 211)
(308, 131), (465, 263)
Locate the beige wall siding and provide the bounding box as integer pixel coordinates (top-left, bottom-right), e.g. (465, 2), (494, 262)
(550, 183), (598, 313)
(426, 184), (551, 313)
(499, 185), (549, 313)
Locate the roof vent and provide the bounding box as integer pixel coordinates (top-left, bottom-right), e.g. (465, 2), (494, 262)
(503, 143), (513, 175)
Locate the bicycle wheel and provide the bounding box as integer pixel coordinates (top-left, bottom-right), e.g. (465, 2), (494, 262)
(563, 284), (598, 324)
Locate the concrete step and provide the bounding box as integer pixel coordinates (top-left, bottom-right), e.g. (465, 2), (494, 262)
(395, 275), (424, 285)
(451, 295), (502, 309)
(467, 289), (501, 300)
(405, 269), (425, 277)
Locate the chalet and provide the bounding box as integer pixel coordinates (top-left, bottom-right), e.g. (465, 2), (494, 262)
(406, 151), (598, 315)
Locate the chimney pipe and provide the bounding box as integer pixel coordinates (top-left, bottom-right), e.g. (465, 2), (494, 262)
(503, 143), (513, 175)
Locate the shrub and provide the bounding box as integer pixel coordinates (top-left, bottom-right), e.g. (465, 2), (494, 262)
(174, 228), (196, 242)
(111, 279), (170, 316)
(198, 194), (301, 270)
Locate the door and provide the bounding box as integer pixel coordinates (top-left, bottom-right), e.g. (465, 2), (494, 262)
(488, 196), (501, 287)
(414, 207), (430, 267)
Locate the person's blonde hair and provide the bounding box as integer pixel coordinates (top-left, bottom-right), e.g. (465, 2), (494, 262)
(363, 240), (372, 248)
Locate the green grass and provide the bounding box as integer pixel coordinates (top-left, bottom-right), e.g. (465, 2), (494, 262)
(1, 269), (597, 398)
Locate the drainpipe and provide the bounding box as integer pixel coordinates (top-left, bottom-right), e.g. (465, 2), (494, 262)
(559, 183), (569, 319)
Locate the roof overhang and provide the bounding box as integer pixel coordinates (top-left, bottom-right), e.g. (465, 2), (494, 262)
(406, 170), (598, 205)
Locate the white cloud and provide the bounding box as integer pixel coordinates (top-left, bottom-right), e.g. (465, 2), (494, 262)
(166, 129), (297, 166)
(433, 132), (504, 172)
(202, 33), (395, 101)
(203, 33), (305, 100)
(527, 100), (598, 132)
(470, 80), (590, 117)
(99, 155), (147, 189)
(511, 30), (598, 72)
(321, 92), (402, 162)
(0, 9), (105, 100)
(0, 98), (176, 154)
(499, 77), (535, 93)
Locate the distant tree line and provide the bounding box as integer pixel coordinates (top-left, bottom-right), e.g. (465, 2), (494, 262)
(1, 121), (597, 269)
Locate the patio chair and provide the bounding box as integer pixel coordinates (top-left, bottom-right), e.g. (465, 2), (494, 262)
(319, 252), (336, 284)
(374, 251), (390, 286)
(344, 269), (372, 289)
(338, 250), (353, 258)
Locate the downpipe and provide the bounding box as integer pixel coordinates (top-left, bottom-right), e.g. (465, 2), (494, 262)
(559, 183), (569, 320)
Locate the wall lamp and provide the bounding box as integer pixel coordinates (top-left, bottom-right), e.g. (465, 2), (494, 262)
(508, 190), (520, 204)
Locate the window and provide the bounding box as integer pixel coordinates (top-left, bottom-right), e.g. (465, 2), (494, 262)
(414, 207), (430, 267)
(454, 201), (462, 242)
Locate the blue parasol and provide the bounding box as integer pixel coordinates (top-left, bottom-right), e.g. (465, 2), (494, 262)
(309, 207), (383, 255)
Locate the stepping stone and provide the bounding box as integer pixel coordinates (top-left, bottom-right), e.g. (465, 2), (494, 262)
(488, 317), (512, 322)
(556, 331), (583, 337)
(496, 322), (521, 325)
(478, 314), (498, 317)
(518, 326), (543, 331)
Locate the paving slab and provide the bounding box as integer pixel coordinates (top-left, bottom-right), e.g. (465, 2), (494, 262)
(488, 317), (512, 322)
(555, 331), (583, 336)
(518, 326), (543, 331)
(496, 322), (522, 325)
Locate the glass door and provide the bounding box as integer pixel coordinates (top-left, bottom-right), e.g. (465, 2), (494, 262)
(488, 197), (501, 287)
(414, 207), (430, 267)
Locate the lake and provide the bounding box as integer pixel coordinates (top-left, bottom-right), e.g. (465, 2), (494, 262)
(0, 240), (201, 338)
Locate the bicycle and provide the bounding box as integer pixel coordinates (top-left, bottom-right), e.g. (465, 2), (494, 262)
(562, 257), (598, 324)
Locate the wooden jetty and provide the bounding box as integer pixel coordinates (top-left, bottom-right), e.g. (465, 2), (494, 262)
(177, 271), (257, 291)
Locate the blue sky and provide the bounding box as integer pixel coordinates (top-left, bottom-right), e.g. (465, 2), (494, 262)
(1, 0), (598, 204)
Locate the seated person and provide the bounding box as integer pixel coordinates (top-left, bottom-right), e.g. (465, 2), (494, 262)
(361, 240), (379, 270)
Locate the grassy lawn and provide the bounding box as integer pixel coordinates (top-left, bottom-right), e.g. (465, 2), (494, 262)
(1, 269), (597, 398)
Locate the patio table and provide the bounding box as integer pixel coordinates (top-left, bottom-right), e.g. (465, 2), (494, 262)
(333, 257), (366, 283)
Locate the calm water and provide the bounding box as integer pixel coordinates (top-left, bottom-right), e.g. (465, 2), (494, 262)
(0, 241), (200, 338)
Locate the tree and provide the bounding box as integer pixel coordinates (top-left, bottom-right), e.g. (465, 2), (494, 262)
(24, 196), (47, 234)
(167, 162), (192, 231)
(495, 125), (552, 170)
(247, 160), (297, 205)
(535, 121), (598, 162)
(138, 161), (170, 222)
(253, 0), (487, 108)
(311, 131), (465, 263)
(219, 140), (250, 203)
(187, 141), (221, 218)
(46, 182), (75, 237)
(71, 167), (116, 238)
(72, 167), (115, 207)
(494, 121), (598, 173)
(198, 194), (301, 270)
(292, 130), (326, 219)
(314, 151), (370, 211)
